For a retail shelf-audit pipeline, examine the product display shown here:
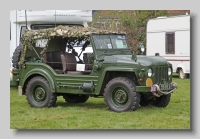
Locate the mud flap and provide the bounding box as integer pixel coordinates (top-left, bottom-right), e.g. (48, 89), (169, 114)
(18, 86), (22, 96)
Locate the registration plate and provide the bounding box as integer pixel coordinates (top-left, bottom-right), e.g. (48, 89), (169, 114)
(159, 83), (172, 90)
(151, 82), (172, 92)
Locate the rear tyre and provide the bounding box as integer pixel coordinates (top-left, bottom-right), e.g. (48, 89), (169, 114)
(153, 94), (171, 108)
(12, 44), (22, 69)
(25, 76), (57, 108)
(103, 77), (140, 112)
(63, 94), (89, 103)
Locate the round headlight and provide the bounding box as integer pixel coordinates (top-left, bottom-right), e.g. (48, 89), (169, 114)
(168, 67), (172, 75)
(147, 68), (153, 77)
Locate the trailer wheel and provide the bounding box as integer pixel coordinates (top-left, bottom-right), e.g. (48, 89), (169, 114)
(12, 44), (22, 69)
(103, 77), (140, 112)
(25, 76), (57, 108)
(178, 68), (185, 79)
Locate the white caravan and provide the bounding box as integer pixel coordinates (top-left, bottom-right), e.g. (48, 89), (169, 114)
(146, 15), (190, 79)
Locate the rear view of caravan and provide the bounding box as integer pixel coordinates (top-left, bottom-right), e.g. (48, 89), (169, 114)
(146, 15), (190, 79)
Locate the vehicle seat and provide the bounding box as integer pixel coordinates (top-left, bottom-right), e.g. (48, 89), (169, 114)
(43, 51), (64, 74)
(63, 52), (83, 75)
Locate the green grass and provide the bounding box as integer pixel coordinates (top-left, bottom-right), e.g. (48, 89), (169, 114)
(10, 76), (190, 129)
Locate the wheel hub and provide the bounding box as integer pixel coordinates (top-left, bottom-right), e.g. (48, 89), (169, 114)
(35, 87), (46, 101)
(115, 90), (127, 103)
(112, 87), (128, 107)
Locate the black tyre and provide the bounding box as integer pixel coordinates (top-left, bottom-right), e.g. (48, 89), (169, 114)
(103, 77), (140, 112)
(153, 94), (171, 108)
(63, 94), (89, 103)
(12, 44), (22, 69)
(79, 95), (89, 103)
(140, 99), (150, 107)
(25, 76), (57, 108)
(139, 95), (153, 106)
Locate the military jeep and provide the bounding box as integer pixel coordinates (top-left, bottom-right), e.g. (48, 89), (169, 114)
(10, 26), (177, 112)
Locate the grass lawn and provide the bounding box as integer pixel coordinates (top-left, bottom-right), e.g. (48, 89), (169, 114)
(10, 75), (190, 129)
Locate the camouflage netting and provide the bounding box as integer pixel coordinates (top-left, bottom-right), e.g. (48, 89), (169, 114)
(19, 25), (126, 67)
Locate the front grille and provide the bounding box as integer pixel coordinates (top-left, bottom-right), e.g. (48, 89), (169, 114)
(154, 66), (168, 84)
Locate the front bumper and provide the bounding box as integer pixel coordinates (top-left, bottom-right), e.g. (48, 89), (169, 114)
(136, 82), (178, 97)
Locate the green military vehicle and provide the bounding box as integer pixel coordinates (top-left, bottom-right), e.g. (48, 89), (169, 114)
(10, 26), (177, 112)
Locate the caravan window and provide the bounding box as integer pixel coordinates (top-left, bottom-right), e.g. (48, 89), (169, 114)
(165, 32), (175, 54)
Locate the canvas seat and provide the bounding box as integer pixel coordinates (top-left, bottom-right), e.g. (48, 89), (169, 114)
(43, 51), (64, 74)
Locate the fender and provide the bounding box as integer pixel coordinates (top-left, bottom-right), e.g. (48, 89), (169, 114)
(21, 68), (55, 92)
(95, 67), (137, 94)
(175, 63), (186, 73)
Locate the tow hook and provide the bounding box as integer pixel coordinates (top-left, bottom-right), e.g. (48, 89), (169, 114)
(152, 82), (178, 97)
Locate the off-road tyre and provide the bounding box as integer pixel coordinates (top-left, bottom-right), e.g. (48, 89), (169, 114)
(103, 77), (140, 112)
(153, 94), (171, 108)
(140, 99), (150, 106)
(63, 94), (89, 103)
(25, 76), (57, 108)
(12, 44), (22, 69)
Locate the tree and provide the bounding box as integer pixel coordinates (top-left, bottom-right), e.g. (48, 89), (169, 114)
(90, 10), (169, 54)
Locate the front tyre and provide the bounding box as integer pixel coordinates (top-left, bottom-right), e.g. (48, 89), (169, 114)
(153, 94), (171, 108)
(140, 99), (150, 107)
(103, 77), (140, 112)
(25, 76), (57, 108)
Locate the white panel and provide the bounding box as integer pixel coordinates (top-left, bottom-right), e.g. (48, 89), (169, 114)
(76, 64), (85, 71)
(146, 32), (165, 56)
(147, 15), (190, 32)
(146, 15), (190, 74)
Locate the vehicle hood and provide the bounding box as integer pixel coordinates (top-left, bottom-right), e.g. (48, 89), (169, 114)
(103, 55), (168, 66)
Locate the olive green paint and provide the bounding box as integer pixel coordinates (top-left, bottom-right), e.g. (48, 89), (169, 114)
(11, 26), (177, 109)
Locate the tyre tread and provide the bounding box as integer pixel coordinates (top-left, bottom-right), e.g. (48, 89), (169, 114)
(25, 76), (57, 108)
(103, 77), (140, 112)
